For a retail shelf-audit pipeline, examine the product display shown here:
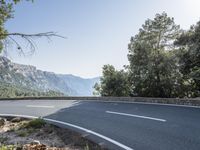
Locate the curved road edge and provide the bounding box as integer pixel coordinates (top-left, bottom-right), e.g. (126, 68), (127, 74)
(0, 113), (134, 150)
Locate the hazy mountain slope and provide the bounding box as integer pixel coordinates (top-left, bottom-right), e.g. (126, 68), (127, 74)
(58, 74), (100, 96)
(0, 81), (64, 98)
(0, 56), (99, 96)
(0, 56), (75, 95)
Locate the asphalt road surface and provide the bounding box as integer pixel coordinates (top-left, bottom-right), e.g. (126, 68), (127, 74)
(0, 100), (200, 150)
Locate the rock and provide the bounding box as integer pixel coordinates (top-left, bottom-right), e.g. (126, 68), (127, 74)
(23, 144), (46, 150)
(11, 117), (23, 123)
(30, 140), (40, 145)
(0, 117), (6, 127)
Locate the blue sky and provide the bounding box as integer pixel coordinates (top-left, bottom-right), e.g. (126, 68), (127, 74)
(4, 0), (200, 78)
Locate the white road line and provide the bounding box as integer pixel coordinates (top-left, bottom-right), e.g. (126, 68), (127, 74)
(45, 118), (134, 150)
(26, 105), (55, 108)
(0, 113), (134, 150)
(106, 111), (166, 122)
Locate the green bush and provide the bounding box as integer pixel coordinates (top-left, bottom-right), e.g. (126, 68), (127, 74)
(0, 145), (15, 150)
(25, 118), (46, 129)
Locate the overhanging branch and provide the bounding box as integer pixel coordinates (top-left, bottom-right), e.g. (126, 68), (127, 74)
(0, 32), (66, 39)
(0, 32), (66, 55)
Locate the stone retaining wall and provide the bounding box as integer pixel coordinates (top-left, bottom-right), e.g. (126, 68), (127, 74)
(0, 96), (200, 106)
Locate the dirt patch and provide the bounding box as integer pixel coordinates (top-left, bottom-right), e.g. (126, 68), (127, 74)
(0, 117), (108, 150)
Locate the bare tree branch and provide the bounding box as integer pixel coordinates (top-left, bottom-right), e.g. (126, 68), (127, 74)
(0, 32), (66, 39)
(7, 36), (25, 55)
(0, 32), (66, 56)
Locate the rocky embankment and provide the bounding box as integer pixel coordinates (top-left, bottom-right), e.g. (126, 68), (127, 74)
(0, 117), (107, 150)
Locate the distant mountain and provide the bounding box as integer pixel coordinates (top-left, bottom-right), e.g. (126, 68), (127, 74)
(58, 74), (100, 96)
(0, 81), (64, 98)
(0, 56), (99, 96)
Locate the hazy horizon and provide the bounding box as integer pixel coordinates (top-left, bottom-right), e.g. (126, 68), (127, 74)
(4, 0), (200, 78)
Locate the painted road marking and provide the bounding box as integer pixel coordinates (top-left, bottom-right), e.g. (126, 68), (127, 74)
(45, 118), (134, 150)
(0, 113), (134, 150)
(106, 110), (166, 122)
(26, 105), (55, 108)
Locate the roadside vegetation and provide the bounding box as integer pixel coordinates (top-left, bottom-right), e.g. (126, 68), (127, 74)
(23, 118), (46, 129)
(95, 12), (200, 98)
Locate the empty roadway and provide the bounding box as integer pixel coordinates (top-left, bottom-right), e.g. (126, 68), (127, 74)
(0, 100), (200, 150)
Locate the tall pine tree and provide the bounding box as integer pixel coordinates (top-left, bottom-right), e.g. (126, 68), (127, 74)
(128, 12), (184, 97)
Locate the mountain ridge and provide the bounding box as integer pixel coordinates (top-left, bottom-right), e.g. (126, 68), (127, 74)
(0, 56), (100, 96)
